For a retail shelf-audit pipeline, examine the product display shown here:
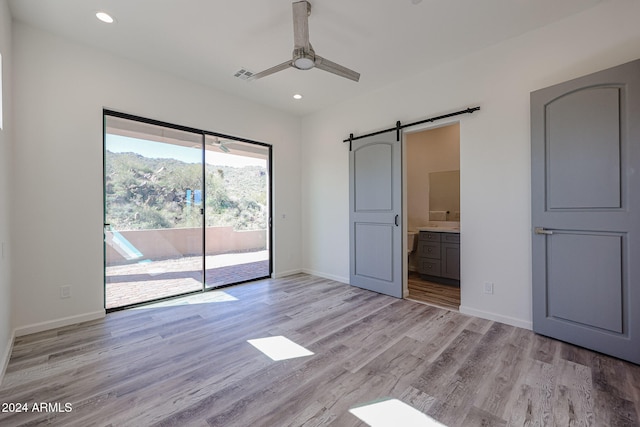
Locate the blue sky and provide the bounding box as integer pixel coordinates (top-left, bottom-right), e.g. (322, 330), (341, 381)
(106, 134), (266, 168)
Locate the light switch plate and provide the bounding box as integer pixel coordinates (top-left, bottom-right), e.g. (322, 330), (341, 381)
(483, 282), (494, 294)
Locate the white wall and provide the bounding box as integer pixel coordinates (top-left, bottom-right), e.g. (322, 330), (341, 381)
(0, 0), (13, 378)
(406, 124), (460, 229)
(8, 0), (640, 340)
(301, 0), (640, 328)
(11, 22), (302, 332)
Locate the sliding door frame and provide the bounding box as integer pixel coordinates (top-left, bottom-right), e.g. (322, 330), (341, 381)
(103, 109), (273, 311)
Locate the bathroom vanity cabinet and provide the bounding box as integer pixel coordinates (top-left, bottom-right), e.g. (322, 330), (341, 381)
(417, 231), (460, 286)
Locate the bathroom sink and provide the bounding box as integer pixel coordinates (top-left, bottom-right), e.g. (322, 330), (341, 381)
(417, 222), (460, 233)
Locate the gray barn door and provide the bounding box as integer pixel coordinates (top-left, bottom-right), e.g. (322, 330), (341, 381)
(349, 132), (403, 298)
(531, 59), (640, 364)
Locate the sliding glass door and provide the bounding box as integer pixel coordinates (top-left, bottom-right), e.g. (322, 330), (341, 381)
(104, 112), (271, 310)
(203, 135), (271, 289)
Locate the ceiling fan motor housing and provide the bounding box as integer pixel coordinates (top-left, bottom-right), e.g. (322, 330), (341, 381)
(292, 47), (315, 70)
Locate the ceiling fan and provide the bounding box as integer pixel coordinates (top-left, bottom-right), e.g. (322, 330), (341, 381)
(250, 1), (360, 82)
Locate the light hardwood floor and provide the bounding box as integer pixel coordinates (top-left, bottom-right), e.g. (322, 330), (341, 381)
(407, 272), (460, 311)
(1, 274), (639, 426)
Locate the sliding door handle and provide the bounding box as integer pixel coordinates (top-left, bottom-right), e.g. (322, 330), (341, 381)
(534, 227), (553, 235)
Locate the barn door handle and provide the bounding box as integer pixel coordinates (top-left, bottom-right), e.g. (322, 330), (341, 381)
(395, 215), (399, 226)
(534, 227), (553, 235)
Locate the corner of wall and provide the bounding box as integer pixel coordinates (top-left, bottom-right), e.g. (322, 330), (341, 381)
(0, 0), (13, 386)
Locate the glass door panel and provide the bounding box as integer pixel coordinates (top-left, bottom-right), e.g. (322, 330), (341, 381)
(203, 135), (271, 289)
(104, 116), (204, 309)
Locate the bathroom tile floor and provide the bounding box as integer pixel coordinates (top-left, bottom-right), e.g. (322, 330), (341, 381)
(407, 272), (460, 311)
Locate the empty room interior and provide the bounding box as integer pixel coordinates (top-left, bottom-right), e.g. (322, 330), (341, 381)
(1, 1), (639, 426)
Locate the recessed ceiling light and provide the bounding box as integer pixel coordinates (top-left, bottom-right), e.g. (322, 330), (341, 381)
(293, 94), (303, 100)
(96, 12), (114, 23)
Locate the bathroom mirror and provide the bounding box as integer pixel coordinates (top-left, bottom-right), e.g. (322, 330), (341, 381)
(428, 170), (460, 221)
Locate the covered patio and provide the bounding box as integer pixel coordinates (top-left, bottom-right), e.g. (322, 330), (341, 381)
(106, 250), (269, 309)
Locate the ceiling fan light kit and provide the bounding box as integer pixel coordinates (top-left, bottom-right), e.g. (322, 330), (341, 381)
(293, 49), (315, 70)
(250, 1), (360, 82)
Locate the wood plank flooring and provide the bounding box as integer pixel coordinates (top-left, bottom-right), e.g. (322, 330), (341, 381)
(407, 272), (460, 310)
(1, 274), (639, 426)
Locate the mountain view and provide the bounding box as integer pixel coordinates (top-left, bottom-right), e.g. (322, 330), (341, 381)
(105, 151), (268, 231)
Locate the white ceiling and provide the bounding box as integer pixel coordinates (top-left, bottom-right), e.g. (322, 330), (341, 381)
(8, 0), (604, 116)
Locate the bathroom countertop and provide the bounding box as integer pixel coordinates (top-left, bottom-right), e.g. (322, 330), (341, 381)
(416, 226), (460, 234)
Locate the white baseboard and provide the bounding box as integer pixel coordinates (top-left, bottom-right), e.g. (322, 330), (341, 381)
(0, 330), (15, 386)
(301, 269), (349, 284)
(271, 268), (349, 284)
(14, 310), (106, 337)
(459, 305), (532, 330)
(272, 269), (303, 279)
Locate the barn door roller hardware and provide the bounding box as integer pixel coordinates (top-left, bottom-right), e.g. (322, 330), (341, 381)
(344, 106), (480, 150)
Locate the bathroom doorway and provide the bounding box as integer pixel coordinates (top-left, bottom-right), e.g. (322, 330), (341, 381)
(404, 123), (461, 310)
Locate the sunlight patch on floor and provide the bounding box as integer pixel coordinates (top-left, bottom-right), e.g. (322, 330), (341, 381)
(133, 290), (239, 309)
(349, 398), (447, 427)
(247, 336), (314, 361)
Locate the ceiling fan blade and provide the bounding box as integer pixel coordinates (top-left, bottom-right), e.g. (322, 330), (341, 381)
(247, 1), (361, 83)
(250, 60), (293, 80)
(292, 1), (311, 49)
(314, 55), (361, 82)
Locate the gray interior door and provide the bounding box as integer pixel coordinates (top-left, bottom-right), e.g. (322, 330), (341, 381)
(531, 59), (640, 364)
(349, 132), (403, 298)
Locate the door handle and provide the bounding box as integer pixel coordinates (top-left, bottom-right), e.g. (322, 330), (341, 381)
(395, 215), (399, 227)
(534, 227), (553, 235)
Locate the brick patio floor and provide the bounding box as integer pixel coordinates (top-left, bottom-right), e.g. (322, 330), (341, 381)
(106, 251), (269, 309)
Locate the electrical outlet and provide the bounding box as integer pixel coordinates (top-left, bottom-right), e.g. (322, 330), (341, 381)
(60, 285), (71, 299)
(483, 282), (494, 295)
